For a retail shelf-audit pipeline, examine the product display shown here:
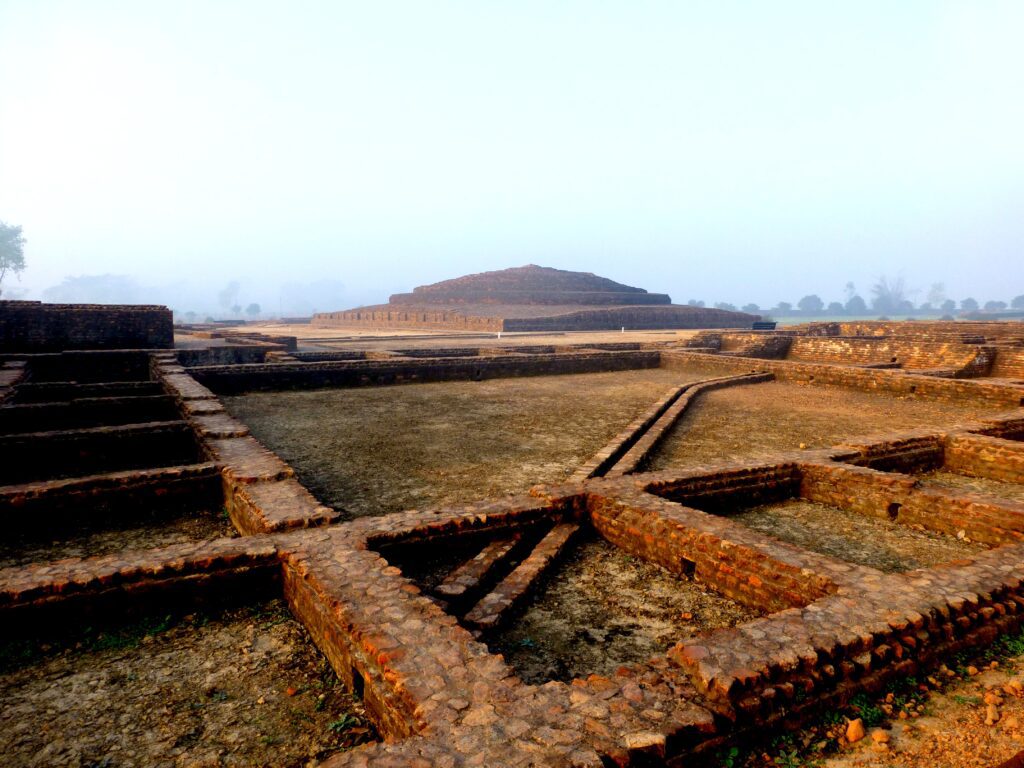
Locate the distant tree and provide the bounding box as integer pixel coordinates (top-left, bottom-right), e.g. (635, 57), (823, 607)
(686, 299), (705, 307)
(961, 297), (979, 311)
(183, 311), (198, 323)
(870, 276), (908, 315)
(775, 301), (793, 314)
(797, 294), (824, 313)
(218, 281), (241, 311)
(984, 300), (1007, 312)
(42, 274), (142, 304)
(742, 303), (760, 313)
(919, 302), (933, 313)
(1012, 295), (1024, 309)
(245, 302), (261, 317)
(940, 299), (957, 313)
(845, 295), (868, 314)
(844, 281), (856, 301)
(230, 304), (242, 316)
(926, 282), (947, 307)
(0, 221), (27, 297)
(827, 301), (844, 314)
(897, 299), (915, 313)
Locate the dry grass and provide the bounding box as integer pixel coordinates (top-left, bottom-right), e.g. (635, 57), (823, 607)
(647, 381), (996, 469)
(224, 368), (711, 517)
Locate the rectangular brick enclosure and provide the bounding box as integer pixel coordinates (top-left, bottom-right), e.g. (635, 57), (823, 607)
(3, 303), (1024, 767)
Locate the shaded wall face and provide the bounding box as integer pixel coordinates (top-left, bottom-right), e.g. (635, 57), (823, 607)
(0, 301), (173, 352)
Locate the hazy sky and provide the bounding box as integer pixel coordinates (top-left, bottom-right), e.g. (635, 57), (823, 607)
(1, 1), (1022, 312)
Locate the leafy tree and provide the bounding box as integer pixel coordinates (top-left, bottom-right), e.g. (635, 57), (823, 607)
(870, 276), (908, 315)
(797, 294), (824, 313)
(742, 303), (760, 313)
(714, 301), (737, 311)
(940, 299), (956, 313)
(0, 221), (26, 297)
(844, 281), (856, 301)
(686, 299), (705, 307)
(827, 301), (844, 314)
(926, 282), (946, 307)
(1012, 295), (1024, 309)
(230, 304), (242, 315)
(919, 302), (933, 312)
(845, 295), (868, 314)
(961, 297), (979, 311)
(775, 301), (793, 314)
(245, 302), (261, 317)
(984, 300), (1007, 311)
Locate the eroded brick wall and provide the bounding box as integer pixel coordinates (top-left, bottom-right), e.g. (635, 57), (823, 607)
(661, 350), (1024, 407)
(0, 301), (172, 352)
(787, 337), (995, 374)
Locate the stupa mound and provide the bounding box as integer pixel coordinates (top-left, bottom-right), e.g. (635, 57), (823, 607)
(313, 265), (757, 332)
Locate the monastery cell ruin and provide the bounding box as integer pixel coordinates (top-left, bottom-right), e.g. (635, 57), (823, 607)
(2, 269), (1024, 767)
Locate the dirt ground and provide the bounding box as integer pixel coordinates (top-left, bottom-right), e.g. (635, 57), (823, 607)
(917, 470), (1024, 507)
(729, 499), (986, 573)
(224, 368), (710, 517)
(0, 599), (375, 767)
(0, 511), (237, 570)
(723, 633), (1024, 768)
(647, 382), (996, 470)
(487, 537), (760, 684)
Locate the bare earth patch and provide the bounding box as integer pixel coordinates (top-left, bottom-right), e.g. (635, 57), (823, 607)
(0, 600), (376, 767)
(728, 499), (986, 572)
(224, 369), (710, 517)
(818, 661), (1024, 768)
(647, 382), (996, 470)
(0, 510), (237, 570)
(729, 639), (1024, 768)
(486, 537), (760, 684)
(917, 470), (1024, 507)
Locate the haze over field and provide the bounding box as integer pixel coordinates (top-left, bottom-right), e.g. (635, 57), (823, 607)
(1, 2), (1022, 315)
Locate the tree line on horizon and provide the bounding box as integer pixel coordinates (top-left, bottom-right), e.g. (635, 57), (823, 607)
(690, 277), (1024, 318)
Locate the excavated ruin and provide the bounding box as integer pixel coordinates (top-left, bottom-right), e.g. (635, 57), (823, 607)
(2, 300), (1024, 766)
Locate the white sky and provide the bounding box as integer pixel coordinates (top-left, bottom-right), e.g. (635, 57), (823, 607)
(1, 1), (1022, 312)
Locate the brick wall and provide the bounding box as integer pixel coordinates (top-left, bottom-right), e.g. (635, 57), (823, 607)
(190, 350), (661, 394)
(991, 349), (1024, 379)
(661, 350), (1024, 407)
(0, 301), (173, 352)
(787, 337), (995, 374)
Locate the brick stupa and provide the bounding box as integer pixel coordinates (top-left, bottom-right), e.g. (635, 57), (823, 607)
(312, 265), (757, 332)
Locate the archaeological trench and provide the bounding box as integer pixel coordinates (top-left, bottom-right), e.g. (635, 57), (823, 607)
(3, 299), (1024, 766)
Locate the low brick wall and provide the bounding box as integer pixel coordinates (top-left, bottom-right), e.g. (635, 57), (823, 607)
(14, 350), (154, 383)
(992, 349), (1024, 379)
(0, 301), (172, 352)
(662, 350), (1024, 407)
(313, 308), (504, 332)
(587, 485), (835, 614)
(153, 355), (340, 534)
(800, 462), (1024, 547)
(0, 420), (203, 485)
(787, 337), (995, 375)
(189, 350), (661, 394)
(945, 433), (1024, 484)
